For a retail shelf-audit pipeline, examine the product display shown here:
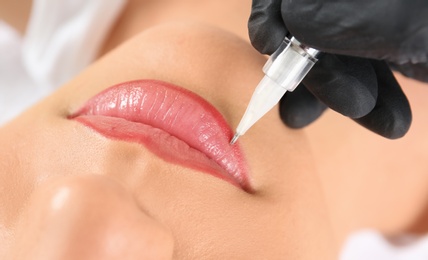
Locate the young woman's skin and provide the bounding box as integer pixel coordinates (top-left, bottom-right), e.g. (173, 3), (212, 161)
(2, 0), (428, 258)
(0, 0), (31, 34)
(0, 23), (335, 259)
(307, 74), (428, 243)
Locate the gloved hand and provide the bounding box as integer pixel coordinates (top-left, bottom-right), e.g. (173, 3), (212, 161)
(249, 0), (428, 139)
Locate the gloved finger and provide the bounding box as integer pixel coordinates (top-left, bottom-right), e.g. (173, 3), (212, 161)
(389, 61), (428, 83)
(279, 83), (327, 128)
(248, 0), (288, 55)
(353, 60), (412, 139)
(281, 0), (428, 65)
(303, 54), (378, 118)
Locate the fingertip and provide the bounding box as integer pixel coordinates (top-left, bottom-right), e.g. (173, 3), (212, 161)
(279, 84), (327, 128)
(388, 116), (412, 139)
(354, 60), (412, 139)
(387, 105), (412, 139)
(354, 105), (412, 139)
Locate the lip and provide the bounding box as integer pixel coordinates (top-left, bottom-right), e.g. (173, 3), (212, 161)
(69, 80), (252, 191)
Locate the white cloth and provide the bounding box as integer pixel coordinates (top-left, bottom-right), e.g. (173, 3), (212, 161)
(0, 0), (126, 124)
(340, 230), (428, 260)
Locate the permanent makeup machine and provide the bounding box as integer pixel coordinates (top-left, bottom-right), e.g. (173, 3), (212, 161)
(231, 37), (320, 144)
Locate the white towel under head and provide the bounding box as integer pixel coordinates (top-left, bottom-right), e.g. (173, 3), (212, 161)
(0, 0), (126, 124)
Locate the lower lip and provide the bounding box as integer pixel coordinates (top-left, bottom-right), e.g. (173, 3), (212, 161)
(70, 80), (251, 191)
(74, 115), (240, 186)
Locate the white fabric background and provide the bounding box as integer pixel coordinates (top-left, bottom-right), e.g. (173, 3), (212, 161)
(340, 230), (428, 260)
(0, 0), (126, 124)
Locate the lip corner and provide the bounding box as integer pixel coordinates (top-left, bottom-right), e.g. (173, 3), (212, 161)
(70, 79), (253, 191)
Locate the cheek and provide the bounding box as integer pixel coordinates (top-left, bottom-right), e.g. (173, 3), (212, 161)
(0, 121), (39, 245)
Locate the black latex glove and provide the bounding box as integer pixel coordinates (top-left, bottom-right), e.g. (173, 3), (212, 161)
(249, 0), (428, 139)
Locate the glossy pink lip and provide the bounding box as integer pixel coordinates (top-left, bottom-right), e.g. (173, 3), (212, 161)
(69, 80), (252, 191)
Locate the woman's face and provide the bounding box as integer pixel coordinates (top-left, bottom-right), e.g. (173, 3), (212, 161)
(0, 23), (334, 259)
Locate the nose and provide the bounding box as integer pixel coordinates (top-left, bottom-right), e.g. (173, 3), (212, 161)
(9, 175), (174, 260)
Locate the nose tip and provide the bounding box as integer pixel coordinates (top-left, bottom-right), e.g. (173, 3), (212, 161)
(10, 175), (174, 260)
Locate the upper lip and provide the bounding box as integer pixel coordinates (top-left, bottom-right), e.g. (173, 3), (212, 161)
(69, 79), (252, 191)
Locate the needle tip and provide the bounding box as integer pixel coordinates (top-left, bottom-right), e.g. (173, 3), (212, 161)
(230, 133), (240, 145)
